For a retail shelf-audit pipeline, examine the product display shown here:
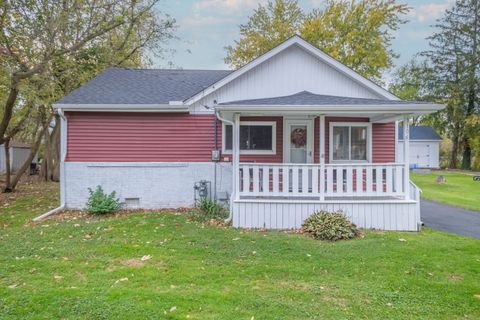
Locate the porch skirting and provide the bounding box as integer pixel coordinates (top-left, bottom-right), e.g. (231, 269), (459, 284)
(232, 199), (421, 231)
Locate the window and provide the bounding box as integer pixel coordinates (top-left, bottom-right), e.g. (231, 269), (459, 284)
(330, 123), (371, 162)
(223, 121), (276, 154)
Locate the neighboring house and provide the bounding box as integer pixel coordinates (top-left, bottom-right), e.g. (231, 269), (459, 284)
(398, 126), (441, 169)
(53, 36), (443, 231)
(0, 141), (36, 173)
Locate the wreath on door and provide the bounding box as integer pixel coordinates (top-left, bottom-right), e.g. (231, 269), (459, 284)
(291, 128), (307, 147)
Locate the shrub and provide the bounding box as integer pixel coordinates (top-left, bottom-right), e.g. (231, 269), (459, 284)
(191, 198), (229, 222)
(302, 211), (358, 241)
(85, 186), (121, 214)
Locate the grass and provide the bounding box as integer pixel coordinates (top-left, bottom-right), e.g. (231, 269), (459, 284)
(411, 170), (480, 211)
(1, 182), (480, 319)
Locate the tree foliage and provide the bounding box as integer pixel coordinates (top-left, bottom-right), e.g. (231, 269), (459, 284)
(0, 0), (176, 191)
(224, 0), (409, 82)
(422, 0), (480, 169)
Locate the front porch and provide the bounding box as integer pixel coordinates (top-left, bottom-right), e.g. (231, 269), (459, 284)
(215, 92), (441, 231)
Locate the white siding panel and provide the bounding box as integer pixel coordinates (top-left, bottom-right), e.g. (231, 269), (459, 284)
(233, 200), (420, 231)
(192, 45), (382, 112)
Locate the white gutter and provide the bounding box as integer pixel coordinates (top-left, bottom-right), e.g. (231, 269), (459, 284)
(33, 108), (67, 221)
(52, 103), (189, 112)
(215, 110), (235, 224)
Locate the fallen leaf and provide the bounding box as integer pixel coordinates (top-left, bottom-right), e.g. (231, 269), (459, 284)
(141, 255), (152, 261)
(306, 254), (312, 257)
(8, 284), (18, 289)
(473, 294), (480, 300)
(170, 306), (177, 312)
(114, 277), (129, 285)
(29, 268), (37, 273)
(232, 237), (240, 241)
(399, 238), (407, 242)
(54, 275), (64, 280)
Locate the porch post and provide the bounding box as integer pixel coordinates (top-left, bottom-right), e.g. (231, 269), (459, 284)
(319, 115), (325, 201)
(403, 115), (410, 199)
(233, 113), (241, 201)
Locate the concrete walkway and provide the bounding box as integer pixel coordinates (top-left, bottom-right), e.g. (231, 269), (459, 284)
(421, 200), (480, 239)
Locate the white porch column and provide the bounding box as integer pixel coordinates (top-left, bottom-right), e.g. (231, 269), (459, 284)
(403, 115), (410, 199)
(233, 113), (241, 201)
(319, 115), (325, 201)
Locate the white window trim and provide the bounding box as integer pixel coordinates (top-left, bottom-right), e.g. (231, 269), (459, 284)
(222, 121), (277, 155)
(329, 122), (372, 163)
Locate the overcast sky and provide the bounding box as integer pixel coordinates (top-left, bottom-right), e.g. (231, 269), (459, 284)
(155, 0), (453, 77)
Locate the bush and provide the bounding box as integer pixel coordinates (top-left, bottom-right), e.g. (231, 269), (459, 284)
(85, 186), (122, 214)
(191, 198), (229, 222)
(302, 211), (358, 241)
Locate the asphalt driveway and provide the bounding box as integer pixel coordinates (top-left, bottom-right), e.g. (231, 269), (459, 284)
(421, 199), (480, 239)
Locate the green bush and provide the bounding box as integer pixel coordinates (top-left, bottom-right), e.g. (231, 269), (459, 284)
(85, 186), (122, 214)
(191, 198), (229, 222)
(302, 211), (359, 241)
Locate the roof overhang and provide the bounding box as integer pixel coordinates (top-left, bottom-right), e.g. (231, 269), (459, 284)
(216, 103), (444, 123)
(215, 103), (444, 113)
(52, 103), (189, 112)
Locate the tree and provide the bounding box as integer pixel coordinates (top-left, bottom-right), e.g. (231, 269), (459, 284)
(301, 0), (409, 82)
(389, 59), (438, 125)
(0, 0), (176, 191)
(423, 0), (480, 169)
(224, 0), (409, 82)
(224, 0), (303, 68)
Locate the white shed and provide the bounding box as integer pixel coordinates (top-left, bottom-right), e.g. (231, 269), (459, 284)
(398, 126), (441, 169)
(0, 141), (36, 173)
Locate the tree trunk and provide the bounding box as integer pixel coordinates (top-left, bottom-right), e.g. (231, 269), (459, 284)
(461, 139), (472, 170)
(39, 116), (61, 182)
(450, 137), (459, 169)
(50, 116), (61, 181)
(4, 117), (51, 192)
(3, 140), (12, 192)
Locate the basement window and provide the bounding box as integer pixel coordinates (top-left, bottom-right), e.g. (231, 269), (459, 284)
(223, 121), (276, 155)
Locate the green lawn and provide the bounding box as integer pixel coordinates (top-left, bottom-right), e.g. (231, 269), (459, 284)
(411, 170), (480, 211)
(1, 183), (480, 319)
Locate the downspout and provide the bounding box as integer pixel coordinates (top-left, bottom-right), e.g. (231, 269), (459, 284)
(215, 109), (235, 223)
(33, 108), (66, 222)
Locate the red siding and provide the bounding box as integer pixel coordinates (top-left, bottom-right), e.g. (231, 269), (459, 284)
(66, 112), (394, 163)
(372, 122), (396, 163)
(66, 112), (217, 162)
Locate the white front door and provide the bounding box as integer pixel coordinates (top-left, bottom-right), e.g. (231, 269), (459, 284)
(284, 119), (314, 163)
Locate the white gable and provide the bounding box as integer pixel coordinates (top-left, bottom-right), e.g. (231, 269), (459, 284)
(189, 36), (398, 113)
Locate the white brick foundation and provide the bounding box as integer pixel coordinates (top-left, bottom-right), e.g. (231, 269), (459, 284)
(64, 162), (232, 209)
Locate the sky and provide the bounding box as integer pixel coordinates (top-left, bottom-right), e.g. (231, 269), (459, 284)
(155, 0), (454, 76)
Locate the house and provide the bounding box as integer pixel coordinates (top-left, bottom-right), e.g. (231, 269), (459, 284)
(0, 141), (36, 173)
(53, 36), (443, 231)
(397, 126), (441, 169)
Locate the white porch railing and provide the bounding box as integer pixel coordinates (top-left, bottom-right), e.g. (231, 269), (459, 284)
(238, 163), (406, 198)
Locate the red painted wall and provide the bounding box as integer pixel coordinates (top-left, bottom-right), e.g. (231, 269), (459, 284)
(66, 112), (395, 163)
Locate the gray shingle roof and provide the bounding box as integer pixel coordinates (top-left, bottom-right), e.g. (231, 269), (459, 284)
(398, 126), (441, 141)
(220, 91), (431, 106)
(56, 68), (232, 105)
